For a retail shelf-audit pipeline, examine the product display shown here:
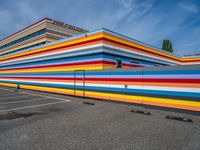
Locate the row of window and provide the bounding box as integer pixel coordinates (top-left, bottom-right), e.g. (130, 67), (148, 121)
(0, 29), (46, 50)
(0, 42), (46, 57)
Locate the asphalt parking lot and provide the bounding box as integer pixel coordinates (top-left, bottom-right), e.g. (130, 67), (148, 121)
(0, 86), (200, 150)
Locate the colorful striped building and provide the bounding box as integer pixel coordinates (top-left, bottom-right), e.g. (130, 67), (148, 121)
(0, 18), (88, 58)
(0, 19), (200, 113)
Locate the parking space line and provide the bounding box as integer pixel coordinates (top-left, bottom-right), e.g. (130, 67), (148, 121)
(0, 87), (70, 102)
(21, 91), (70, 101)
(0, 97), (50, 105)
(0, 100), (70, 113)
(0, 87), (14, 92)
(0, 95), (31, 100)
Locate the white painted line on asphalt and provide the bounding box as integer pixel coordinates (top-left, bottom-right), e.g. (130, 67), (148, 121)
(0, 97), (49, 105)
(21, 91), (70, 101)
(0, 87), (14, 92)
(0, 87), (70, 102)
(0, 100), (70, 113)
(0, 95), (31, 100)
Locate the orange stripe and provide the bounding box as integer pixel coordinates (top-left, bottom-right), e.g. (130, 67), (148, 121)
(143, 101), (200, 112)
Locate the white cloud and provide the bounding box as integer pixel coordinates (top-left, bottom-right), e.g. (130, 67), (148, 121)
(76, 0), (137, 30)
(116, 0), (134, 8)
(179, 1), (199, 13)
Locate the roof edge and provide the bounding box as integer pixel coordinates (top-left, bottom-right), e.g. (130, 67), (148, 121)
(0, 18), (51, 42)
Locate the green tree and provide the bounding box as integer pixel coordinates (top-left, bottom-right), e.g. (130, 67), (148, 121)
(162, 39), (173, 53)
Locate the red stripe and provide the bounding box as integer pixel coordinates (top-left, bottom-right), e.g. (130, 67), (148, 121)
(84, 78), (200, 83)
(1, 77), (200, 83)
(0, 60), (115, 71)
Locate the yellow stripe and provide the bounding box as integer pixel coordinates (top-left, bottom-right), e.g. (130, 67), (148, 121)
(21, 85), (74, 95)
(85, 90), (200, 107)
(182, 57), (200, 61)
(141, 95), (200, 107)
(0, 82), (17, 87)
(0, 65), (103, 74)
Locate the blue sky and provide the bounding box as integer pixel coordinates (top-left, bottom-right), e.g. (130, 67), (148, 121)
(0, 0), (200, 56)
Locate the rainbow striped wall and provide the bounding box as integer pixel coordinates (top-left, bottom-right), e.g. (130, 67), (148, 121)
(0, 65), (200, 112)
(1, 29), (200, 68)
(0, 28), (200, 113)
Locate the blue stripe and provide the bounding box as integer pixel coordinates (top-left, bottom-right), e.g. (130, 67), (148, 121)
(0, 69), (200, 76)
(1, 80), (200, 99)
(0, 50), (103, 67)
(0, 54), (104, 69)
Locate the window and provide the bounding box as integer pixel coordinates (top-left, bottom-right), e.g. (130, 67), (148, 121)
(0, 41), (46, 57)
(0, 29), (46, 50)
(116, 58), (122, 68)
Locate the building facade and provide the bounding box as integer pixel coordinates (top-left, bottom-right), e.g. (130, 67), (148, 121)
(0, 20), (200, 113)
(0, 18), (88, 58)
